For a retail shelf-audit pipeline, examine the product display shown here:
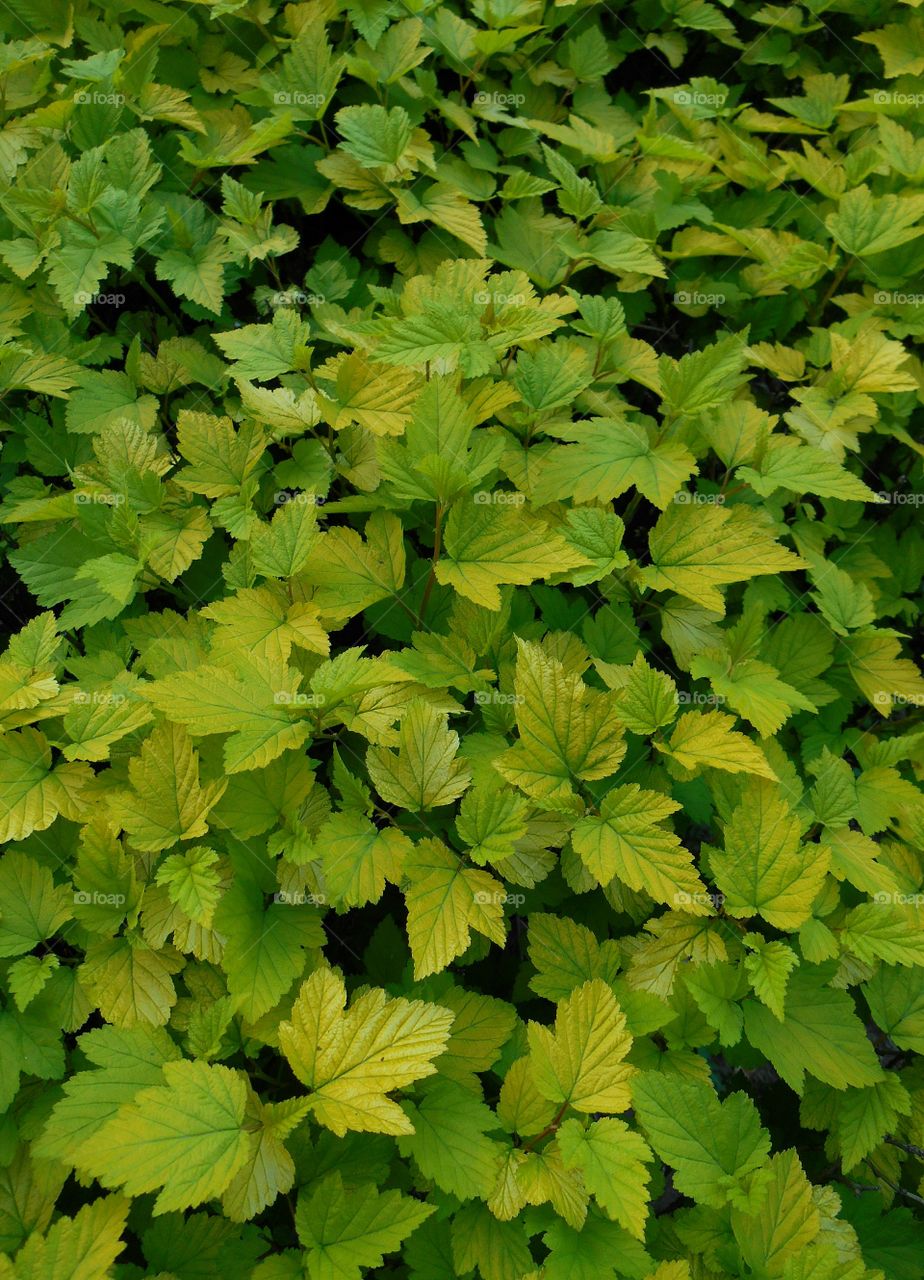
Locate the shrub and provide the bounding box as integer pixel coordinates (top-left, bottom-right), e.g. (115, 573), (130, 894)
(0, 1), (923, 1276)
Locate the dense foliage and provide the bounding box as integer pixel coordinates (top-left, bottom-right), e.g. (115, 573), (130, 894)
(1, 0), (924, 1276)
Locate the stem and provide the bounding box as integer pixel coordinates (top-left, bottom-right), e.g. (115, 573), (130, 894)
(865, 1160), (924, 1208)
(885, 1136), (924, 1160)
(66, 211), (99, 238)
(134, 273), (173, 318)
(622, 491), (643, 530)
(522, 1101), (569, 1153)
(811, 257), (852, 325)
(417, 503), (444, 627)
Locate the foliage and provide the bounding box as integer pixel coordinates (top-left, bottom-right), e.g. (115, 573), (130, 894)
(0, 0), (923, 1277)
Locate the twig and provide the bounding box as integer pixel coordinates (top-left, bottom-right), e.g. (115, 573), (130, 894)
(521, 1101), (569, 1153)
(417, 503), (444, 627)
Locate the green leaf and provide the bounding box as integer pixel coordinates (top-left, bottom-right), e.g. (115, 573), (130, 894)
(572, 785), (711, 912)
(278, 968), (454, 1135)
(82, 1061), (251, 1213)
(557, 1117), (653, 1239)
(527, 979), (634, 1114)
(638, 504), (806, 614)
(367, 698), (471, 811)
(711, 782), (829, 929)
(434, 504), (588, 610)
(631, 1074), (770, 1209)
(145, 656), (312, 774)
(531, 419), (695, 508)
(0, 850), (72, 958)
(120, 722), (227, 852)
(398, 1078), (504, 1200)
(495, 639), (626, 807)
(296, 1172), (433, 1280)
(742, 964), (886, 1092)
(403, 838), (507, 979)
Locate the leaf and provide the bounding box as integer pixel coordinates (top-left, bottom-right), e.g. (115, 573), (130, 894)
(434, 504), (588, 610)
(155, 845), (222, 925)
(743, 935), (799, 1021)
(336, 103), (414, 167)
(456, 785), (530, 863)
(296, 1172), (433, 1280)
(35, 1025), (182, 1165)
(638, 504), (806, 614)
(145, 656), (312, 774)
(527, 912), (621, 1002)
(711, 782), (829, 929)
(557, 1117), (653, 1239)
(631, 1074), (770, 1209)
(7, 954), (60, 1012)
(366, 698), (471, 811)
(10, 1194), (130, 1280)
(212, 861), (324, 1022)
(403, 837), (507, 979)
(278, 968), (454, 1135)
(659, 332), (749, 417)
(80, 936), (182, 1028)
(527, 979), (635, 1114)
(730, 1150), (821, 1276)
(221, 1094), (311, 1223)
(531, 418), (695, 508)
(689, 652), (816, 737)
(316, 351), (421, 435)
(742, 964), (886, 1092)
(655, 710), (777, 779)
(0, 851), (72, 958)
(572, 785), (712, 913)
(398, 1078), (504, 1200)
(120, 722), (227, 852)
(825, 185), (924, 257)
(174, 411), (264, 497)
(0, 728), (90, 843)
(858, 15), (924, 77)
(609, 653), (679, 736)
(317, 810), (410, 908)
(82, 1061), (251, 1214)
(495, 639), (626, 807)
(862, 966), (924, 1052)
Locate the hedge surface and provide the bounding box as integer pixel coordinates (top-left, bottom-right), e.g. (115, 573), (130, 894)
(0, 0), (923, 1277)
